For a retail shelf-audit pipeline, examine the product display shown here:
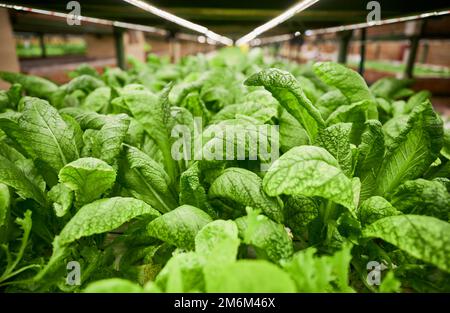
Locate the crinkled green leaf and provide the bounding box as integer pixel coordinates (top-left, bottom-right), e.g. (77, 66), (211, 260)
(375, 100), (443, 196)
(315, 123), (353, 176)
(0, 71), (57, 99)
(179, 162), (215, 217)
(147, 205), (212, 250)
(58, 197), (160, 246)
(17, 97), (80, 172)
(358, 196), (400, 226)
(59, 157), (116, 208)
(316, 89), (349, 119)
(65, 75), (105, 94)
(263, 145), (355, 213)
(0, 155), (46, 206)
(209, 167), (283, 222)
(245, 68), (325, 141)
(48, 183), (73, 218)
(121, 145), (177, 213)
(356, 120), (385, 201)
(313, 62), (372, 104)
(382, 114), (409, 146)
(83, 87), (111, 112)
(363, 215), (450, 273)
(123, 86), (177, 180)
(389, 179), (450, 220)
(404, 90), (431, 113)
(195, 220), (240, 264)
(235, 212), (293, 263)
(284, 195), (318, 236)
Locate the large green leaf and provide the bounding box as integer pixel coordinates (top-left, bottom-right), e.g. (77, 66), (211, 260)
(57, 197), (160, 246)
(355, 120), (385, 201)
(122, 86), (177, 181)
(194, 220), (240, 264)
(121, 145), (177, 213)
(245, 68), (325, 141)
(0, 72), (58, 99)
(0, 155), (46, 206)
(235, 212), (293, 263)
(263, 145), (355, 213)
(358, 196), (400, 226)
(17, 97), (80, 172)
(389, 179), (449, 220)
(313, 62), (372, 104)
(375, 100), (443, 196)
(147, 205), (212, 250)
(209, 167), (283, 222)
(315, 123), (353, 176)
(363, 215), (450, 273)
(59, 157), (116, 208)
(179, 162), (215, 217)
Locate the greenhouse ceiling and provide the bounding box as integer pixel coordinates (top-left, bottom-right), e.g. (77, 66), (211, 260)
(2, 0), (450, 40)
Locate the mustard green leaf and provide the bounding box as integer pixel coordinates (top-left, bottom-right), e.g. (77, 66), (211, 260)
(358, 196), (400, 226)
(0, 71), (58, 99)
(121, 144), (177, 213)
(356, 120), (385, 201)
(58, 197), (160, 246)
(363, 215), (450, 273)
(315, 123), (353, 177)
(194, 220), (240, 264)
(59, 157), (116, 208)
(17, 97), (80, 172)
(235, 212), (293, 263)
(263, 145), (355, 212)
(209, 167), (283, 223)
(147, 205), (212, 250)
(245, 68), (325, 141)
(376, 100), (443, 196)
(389, 179), (450, 220)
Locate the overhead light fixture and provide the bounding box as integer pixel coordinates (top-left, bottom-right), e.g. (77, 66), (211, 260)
(304, 9), (450, 35)
(236, 0), (319, 46)
(0, 3), (167, 35)
(122, 0), (233, 46)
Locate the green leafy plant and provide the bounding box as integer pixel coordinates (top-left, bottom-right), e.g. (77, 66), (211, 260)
(0, 47), (448, 293)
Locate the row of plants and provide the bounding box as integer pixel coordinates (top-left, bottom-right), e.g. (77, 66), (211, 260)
(0, 47), (448, 292)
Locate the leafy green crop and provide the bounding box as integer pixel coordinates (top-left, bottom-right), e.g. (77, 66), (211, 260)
(0, 47), (448, 293)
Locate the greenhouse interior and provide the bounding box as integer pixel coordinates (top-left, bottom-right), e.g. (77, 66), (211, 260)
(0, 0), (449, 295)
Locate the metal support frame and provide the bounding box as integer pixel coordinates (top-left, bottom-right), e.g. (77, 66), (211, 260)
(358, 28), (367, 75)
(38, 32), (46, 58)
(405, 20), (425, 78)
(114, 27), (125, 69)
(337, 30), (352, 64)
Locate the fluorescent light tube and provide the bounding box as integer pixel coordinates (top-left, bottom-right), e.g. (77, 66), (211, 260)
(122, 0), (233, 45)
(0, 3), (167, 35)
(236, 0), (319, 45)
